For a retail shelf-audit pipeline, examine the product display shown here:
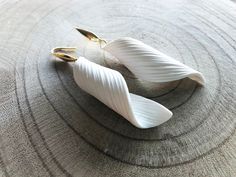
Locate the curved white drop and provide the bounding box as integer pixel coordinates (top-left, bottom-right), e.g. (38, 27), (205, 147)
(103, 37), (205, 85)
(73, 57), (172, 128)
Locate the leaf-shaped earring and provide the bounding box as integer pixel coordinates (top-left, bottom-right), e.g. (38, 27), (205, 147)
(51, 48), (172, 128)
(76, 28), (205, 85)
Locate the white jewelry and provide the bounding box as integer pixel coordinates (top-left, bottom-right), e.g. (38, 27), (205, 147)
(74, 57), (172, 128)
(51, 48), (172, 128)
(103, 37), (205, 85)
(75, 28), (205, 85)
(51, 28), (206, 129)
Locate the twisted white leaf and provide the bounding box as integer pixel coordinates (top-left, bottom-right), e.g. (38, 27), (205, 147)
(73, 57), (172, 128)
(103, 37), (205, 85)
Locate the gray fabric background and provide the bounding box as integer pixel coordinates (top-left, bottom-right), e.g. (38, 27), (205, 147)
(0, 0), (236, 176)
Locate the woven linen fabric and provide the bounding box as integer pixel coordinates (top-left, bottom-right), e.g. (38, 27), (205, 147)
(0, 0), (236, 176)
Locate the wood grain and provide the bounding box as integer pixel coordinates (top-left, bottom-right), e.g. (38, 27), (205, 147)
(0, 0), (236, 176)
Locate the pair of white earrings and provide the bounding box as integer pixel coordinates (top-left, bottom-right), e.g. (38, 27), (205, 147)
(52, 28), (205, 129)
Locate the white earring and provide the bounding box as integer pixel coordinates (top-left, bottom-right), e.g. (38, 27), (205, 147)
(76, 28), (205, 85)
(51, 48), (172, 128)
(103, 37), (205, 85)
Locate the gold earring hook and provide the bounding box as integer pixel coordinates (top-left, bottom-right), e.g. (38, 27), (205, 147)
(51, 28), (107, 62)
(51, 47), (78, 62)
(75, 27), (107, 46)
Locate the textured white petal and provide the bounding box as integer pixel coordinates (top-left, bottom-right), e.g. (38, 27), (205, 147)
(73, 57), (172, 128)
(103, 37), (205, 85)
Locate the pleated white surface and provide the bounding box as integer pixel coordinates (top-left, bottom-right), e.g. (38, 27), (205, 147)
(104, 37), (205, 85)
(73, 57), (172, 128)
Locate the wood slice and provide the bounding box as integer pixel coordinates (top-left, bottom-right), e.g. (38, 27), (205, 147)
(0, 0), (236, 176)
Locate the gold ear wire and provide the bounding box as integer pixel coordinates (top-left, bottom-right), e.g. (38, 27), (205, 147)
(52, 28), (107, 62)
(51, 47), (78, 62)
(75, 27), (107, 46)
